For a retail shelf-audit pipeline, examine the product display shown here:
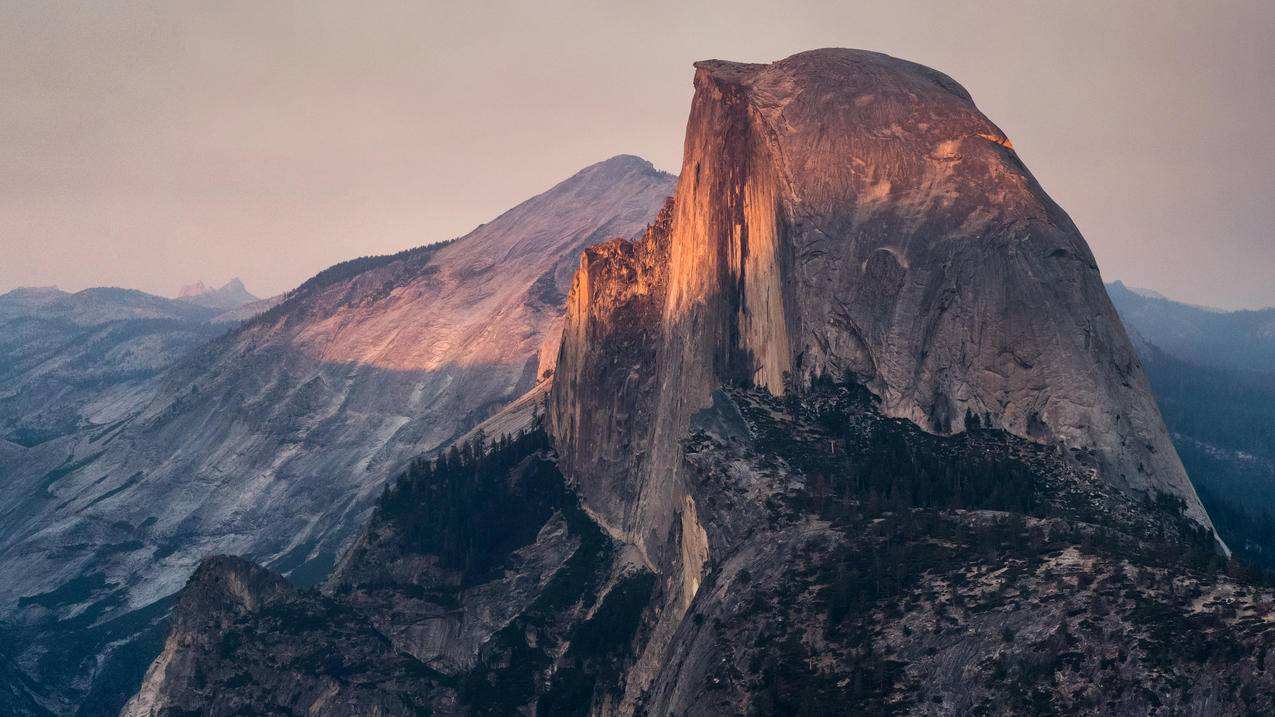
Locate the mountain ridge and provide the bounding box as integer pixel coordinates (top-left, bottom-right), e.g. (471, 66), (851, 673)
(175, 278), (259, 311)
(0, 154), (674, 714)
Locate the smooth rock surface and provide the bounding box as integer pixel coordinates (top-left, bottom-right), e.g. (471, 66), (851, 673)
(551, 49), (1213, 569)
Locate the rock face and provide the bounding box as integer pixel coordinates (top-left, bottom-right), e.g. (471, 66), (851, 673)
(121, 556), (452, 717)
(0, 155), (673, 714)
(550, 49), (1211, 571)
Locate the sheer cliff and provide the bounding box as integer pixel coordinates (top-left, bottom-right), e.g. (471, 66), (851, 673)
(0, 155), (674, 714)
(549, 49), (1212, 572)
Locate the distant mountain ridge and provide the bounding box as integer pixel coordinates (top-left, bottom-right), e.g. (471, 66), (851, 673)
(175, 277), (259, 310)
(1107, 280), (1275, 568)
(1, 285), (220, 325)
(0, 286), (226, 447)
(1107, 280), (1275, 373)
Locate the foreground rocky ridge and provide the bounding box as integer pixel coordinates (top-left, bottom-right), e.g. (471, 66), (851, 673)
(122, 556), (455, 716)
(126, 379), (1274, 715)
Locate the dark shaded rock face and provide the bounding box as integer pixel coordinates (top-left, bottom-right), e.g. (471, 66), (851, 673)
(121, 556), (454, 716)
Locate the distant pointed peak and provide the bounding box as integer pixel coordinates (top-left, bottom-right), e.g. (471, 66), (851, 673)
(176, 277), (258, 308)
(177, 280), (210, 299)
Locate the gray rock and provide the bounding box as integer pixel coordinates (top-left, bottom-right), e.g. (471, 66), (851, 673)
(0, 155), (673, 713)
(551, 48), (1214, 572)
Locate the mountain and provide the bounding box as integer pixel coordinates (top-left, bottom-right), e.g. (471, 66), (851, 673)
(175, 277), (259, 311)
(175, 281), (210, 298)
(0, 155), (674, 714)
(125, 50), (1272, 716)
(1107, 280), (1275, 372)
(0, 287), (225, 446)
(550, 49), (1210, 564)
(1107, 281), (1275, 567)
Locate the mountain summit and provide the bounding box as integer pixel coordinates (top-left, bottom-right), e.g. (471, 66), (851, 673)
(552, 48), (1212, 564)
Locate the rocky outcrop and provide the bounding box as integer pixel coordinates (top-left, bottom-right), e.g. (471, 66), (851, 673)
(550, 50), (1213, 574)
(122, 556), (453, 716)
(126, 428), (658, 716)
(0, 155), (673, 713)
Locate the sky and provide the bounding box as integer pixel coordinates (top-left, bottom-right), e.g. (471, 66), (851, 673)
(2, 1), (1272, 309)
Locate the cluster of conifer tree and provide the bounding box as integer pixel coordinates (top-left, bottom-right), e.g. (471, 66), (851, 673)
(375, 426), (559, 584)
(754, 373), (1046, 522)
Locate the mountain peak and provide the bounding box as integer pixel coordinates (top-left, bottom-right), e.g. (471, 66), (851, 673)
(176, 277), (258, 310)
(597, 153), (654, 168)
(549, 48), (1214, 570)
(176, 280), (210, 299)
(564, 154), (671, 186)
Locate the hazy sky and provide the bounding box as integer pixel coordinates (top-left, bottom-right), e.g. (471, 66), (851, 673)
(2, 1), (1272, 308)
